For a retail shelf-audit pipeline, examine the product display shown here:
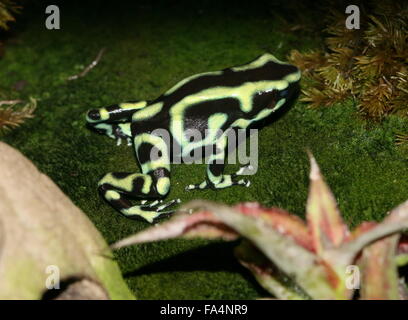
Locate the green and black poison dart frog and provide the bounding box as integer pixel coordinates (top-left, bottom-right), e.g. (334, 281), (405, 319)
(86, 53), (301, 223)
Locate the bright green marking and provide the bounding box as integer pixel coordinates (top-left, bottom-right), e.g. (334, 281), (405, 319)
(99, 108), (110, 120)
(215, 175), (233, 188)
(94, 123), (115, 138)
(232, 53), (287, 72)
(284, 71), (301, 83)
(122, 207), (160, 223)
(99, 173), (152, 194)
(141, 176), (153, 194)
(208, 113), (228, 129)
(170, 80), (288, 147)
(232, 118), (251, 128)
(156, 177), (170, 195)
(236, 81), (287, 112)
(86, 114), (97, 123)
(231, 98), (287, 128)
(132, 102), (163, 121)
(134, 133), (170, 173)
(253, 108), (274, 121)
(118, 123), (131, 137)
(181, 113), (228, 157)
(270, 98), (286, 112)
(105, 190), (121, 200)
(141, 159), (170, 173)
(165, 71), (223, 95)
(119, 101), (147, 110)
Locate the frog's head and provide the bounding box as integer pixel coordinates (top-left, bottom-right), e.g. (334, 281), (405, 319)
(252, 53), (301, 114)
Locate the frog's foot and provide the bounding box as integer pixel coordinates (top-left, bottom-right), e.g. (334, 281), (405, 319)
(91, 122), (133, 146)
(140, 198), (181, 211)
(186, 165), (252, 191)
(115, 137), (132, 146)
(121, 198), (181, 223)
(111, 125), (132, 146)
(185, 178), (250, 191)
(233, 164), (254, 176)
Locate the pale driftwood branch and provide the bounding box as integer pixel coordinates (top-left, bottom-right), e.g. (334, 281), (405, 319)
(67, 48), (106, 81)
(0, 100), (23, 107)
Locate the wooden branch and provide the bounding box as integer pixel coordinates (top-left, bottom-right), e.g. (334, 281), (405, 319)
(67, 48), (106, 81)
(0, 100), (23, 107)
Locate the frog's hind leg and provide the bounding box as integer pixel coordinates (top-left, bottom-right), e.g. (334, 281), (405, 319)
(98, 133), (177, 223)
(98, 170), (177, 223)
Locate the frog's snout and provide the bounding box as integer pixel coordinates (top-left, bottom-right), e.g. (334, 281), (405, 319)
(87, 109), (101, 121)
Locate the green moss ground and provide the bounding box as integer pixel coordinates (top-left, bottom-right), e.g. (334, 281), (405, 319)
(1, 1), (408, 299)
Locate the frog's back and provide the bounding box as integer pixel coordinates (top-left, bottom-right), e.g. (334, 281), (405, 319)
(155, 53), (298, 109)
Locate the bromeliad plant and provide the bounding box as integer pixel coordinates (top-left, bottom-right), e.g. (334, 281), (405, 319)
(112, 155), (408, 300)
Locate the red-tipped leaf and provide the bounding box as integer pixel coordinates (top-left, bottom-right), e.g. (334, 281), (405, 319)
(235, 202), (314, 251)
(111, 211), (238, 249)
(306, 154), (349, 256)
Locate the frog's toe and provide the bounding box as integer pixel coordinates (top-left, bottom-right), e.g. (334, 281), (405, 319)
(185, 184), (195, 191)
(140, 199), (160, 208)
(236, 178), (251, 187)
(236, 164), (254, 175)
(115, 137), (132, 146)
(122, 201), (180, 223)
(231, 165), (255, 179)
(140, 198), (181, 211)
(185, 181), (209, 191)
(121, 206), (162, 223)
(157, 198), (181, 211)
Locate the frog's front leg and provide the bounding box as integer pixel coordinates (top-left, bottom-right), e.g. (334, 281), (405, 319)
(186, 135), (251, 191)
(98, 133), (178, 223)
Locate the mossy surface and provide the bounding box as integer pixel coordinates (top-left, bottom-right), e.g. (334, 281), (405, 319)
(1, 0), (408, 299)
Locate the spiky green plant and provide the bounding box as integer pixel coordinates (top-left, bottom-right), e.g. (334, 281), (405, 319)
(112, 155), (408, 300)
